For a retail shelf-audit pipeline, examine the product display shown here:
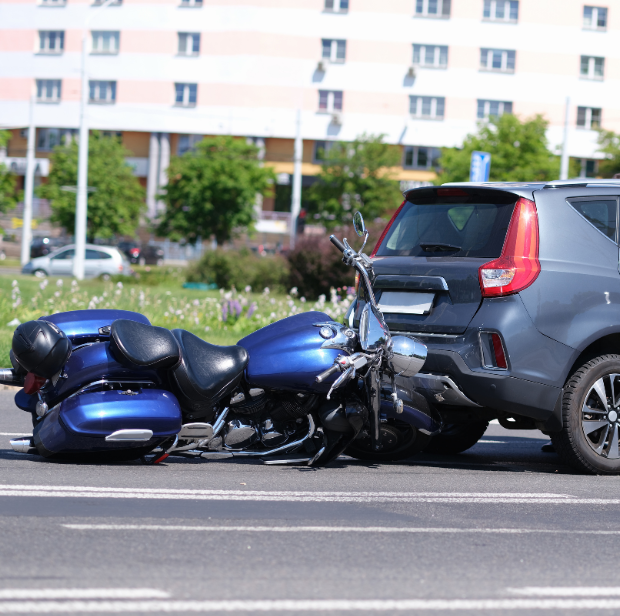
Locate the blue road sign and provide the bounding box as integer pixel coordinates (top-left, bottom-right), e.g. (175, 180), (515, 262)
(470, 151), (491, 182)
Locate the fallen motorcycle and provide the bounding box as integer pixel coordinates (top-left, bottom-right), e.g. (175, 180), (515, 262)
(0, 212), (440, 466)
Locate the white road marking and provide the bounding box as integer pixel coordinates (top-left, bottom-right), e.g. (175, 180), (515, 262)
(478, 440), (508, 443)
(4, 598), (620, 612)
(0, 590), (168, 600)
(0, 485), (617, 504)
(510, 587), (620, 597)
(63, 524), (620, 535)
(0, 433), (32, 437)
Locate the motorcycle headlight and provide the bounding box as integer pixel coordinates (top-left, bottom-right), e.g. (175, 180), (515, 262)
(387, 335), (427, 377)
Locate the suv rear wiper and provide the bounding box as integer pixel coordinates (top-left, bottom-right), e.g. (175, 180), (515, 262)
(420, 243), (462, 252)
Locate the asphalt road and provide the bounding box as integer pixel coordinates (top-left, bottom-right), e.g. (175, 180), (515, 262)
(1, 388), (620, 615)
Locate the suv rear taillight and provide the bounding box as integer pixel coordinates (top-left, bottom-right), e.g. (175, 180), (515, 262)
(479, 197), (540, 297)
(370, 201), (405, 258)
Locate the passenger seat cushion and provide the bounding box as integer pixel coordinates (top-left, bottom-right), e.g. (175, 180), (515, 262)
(110, 319), (180, 369)
(171, 329), (248, 412)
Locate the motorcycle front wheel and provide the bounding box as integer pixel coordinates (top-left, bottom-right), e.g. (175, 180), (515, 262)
(345, 423), (431, 462)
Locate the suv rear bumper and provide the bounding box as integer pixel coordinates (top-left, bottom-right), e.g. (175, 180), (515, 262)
(411, 347), (561, 422)
(395, 294), (574, 429)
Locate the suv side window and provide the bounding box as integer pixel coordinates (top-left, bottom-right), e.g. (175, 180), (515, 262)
(567, 198), (618, 242)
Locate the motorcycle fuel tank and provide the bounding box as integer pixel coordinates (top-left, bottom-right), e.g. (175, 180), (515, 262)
(238, 311), (348, 393)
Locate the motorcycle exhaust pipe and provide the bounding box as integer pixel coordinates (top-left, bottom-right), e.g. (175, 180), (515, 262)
(0, 369), (24, 387)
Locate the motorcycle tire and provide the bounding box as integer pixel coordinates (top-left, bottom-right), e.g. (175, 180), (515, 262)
(345, 424), (431, 462)
(424, 421), (488, 454)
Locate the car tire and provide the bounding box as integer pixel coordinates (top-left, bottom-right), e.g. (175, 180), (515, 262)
(551, 355), (620, 475)
(345, 423), (431, 462)
(424, 421), (489, 454)
(33, 269), (47, 278)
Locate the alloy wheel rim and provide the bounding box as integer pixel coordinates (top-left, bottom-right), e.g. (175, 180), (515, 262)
(582, 373), (620, 459)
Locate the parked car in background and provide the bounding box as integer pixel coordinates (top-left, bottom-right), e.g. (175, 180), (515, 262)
(117, 241), (141, 264)
(117, 241), (164, 266)
(31, 237), (66, 259)
(139, 244), (165, 266)
(356, 179), (620, 474)
(22, 244), (131, 279)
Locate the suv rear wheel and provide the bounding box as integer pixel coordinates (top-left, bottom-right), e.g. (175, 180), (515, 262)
(552, 355), (620, 474)
(425, 421), (489, 455)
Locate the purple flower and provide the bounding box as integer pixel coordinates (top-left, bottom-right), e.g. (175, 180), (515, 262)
(247, 302), (257, 318)
(221, 302), (229, 322)
(231, 300), (242, 318)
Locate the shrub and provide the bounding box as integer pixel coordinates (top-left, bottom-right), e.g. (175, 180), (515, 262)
(287, 235), (353, 300)
(186, 248), (289, 293)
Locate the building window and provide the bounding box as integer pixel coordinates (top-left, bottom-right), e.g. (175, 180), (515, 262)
(477, 99), (512, 119)
(403, 146), (441, 169)
(480, 48), (515, 72)
(412, 44), (448, 68)
(92, 0), (122, 5)
(37, 128), (76, 151)
(579, 159), (598, 178)
(577, 106), (602, 129)
(318, 90), (343, 112)
(36, 79), (61, 103)
(321, 39), (346, 63)
(175, 83), (197, 107)
(180, 0), (202, 6)
(89, 80), (116, 104)
(415, 0), (451, 18)
(38, 31), (64, 53)
(324, 0), (348, 12)
(313, 141), (336, 162)
(178, 33), (200, 56)
(410, 96), (445, 120)
(583, 6), (607, 29)
(581, 55), (605, 79)
(91, 31), (119, 54)
(483, 0), (518, 21)
(39, 0), (66, 6)
(178, 134), (203, 155)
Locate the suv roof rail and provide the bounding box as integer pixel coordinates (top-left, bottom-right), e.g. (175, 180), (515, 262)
(543, 179), (620, 189)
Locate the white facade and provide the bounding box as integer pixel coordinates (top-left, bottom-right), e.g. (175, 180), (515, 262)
(1, 0), (618, 214)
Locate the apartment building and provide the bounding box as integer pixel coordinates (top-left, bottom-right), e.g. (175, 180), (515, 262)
(1, 0), (618, 229)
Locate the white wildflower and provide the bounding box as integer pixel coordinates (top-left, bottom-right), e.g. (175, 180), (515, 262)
(56, 279), (63, 287)
(244, 285), (251, 293)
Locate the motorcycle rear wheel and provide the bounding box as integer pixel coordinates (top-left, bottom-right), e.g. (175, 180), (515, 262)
(345, 424), (431, 462)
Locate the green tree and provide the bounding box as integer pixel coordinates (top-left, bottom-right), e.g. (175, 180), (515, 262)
(435, 114), (563, 184)
(0, 130), (17, 212)
(597, 129), (620, 178)
(157, 136), (275, 245)
(308, 133), (403, 228)
(38, 131), (145, 241)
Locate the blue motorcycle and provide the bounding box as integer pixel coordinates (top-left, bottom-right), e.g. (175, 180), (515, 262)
(1, 213), (439, 466)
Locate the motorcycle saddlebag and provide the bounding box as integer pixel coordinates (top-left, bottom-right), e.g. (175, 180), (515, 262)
(33, 388), (182, 459)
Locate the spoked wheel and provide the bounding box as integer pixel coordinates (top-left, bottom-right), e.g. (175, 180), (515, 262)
(581, 374), (620, 458)
(345, 423), (431, 462)
(552, 355), (620, 474)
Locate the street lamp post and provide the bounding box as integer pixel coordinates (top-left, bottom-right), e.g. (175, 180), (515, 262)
(73, 0), (115, 280)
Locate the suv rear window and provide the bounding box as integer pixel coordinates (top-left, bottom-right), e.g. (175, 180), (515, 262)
(376, 190), (517, 258)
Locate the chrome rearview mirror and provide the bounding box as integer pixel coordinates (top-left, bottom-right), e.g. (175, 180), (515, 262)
(353, 211), (369, 254)
(359, 302), (390, 352)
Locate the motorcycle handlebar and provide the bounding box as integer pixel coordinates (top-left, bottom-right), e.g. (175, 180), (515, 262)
(315, 364), (340, 384)
(329, 235), (346, 253)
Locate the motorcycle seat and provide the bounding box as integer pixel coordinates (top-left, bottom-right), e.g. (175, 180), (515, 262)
(170, 329), (248, 414)
(110, 319), (181, 369)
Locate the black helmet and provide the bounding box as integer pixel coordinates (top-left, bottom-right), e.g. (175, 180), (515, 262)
(12, 320), (72, 379)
